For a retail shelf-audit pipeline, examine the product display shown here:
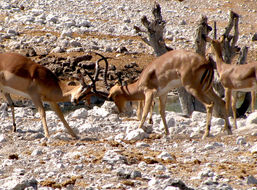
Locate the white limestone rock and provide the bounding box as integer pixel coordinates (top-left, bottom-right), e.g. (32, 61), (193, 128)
(249, 143), (257, 154)
(102, 150), (127, 165)
(125, 128), (149, 141)
(70, 108), (88, 118)
(157, 151), (175, 161)
(246, 112), (257, 126)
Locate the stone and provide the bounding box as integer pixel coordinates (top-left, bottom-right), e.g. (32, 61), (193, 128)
(246, 112), (257, 126)
(157, 152), (175, 161)
(130, 170), (142, 179)
(70, 108), (88, 118)
(31, 149), (43, 156)
(60, 29), (73, 38)
(247, 175), (257, 185)
(102, 150), (127, 165)
(0, 177), (38, 190)
(250, 143), (257, 154)
(0, 134), (7, 143)
(236, 136), (247, 145)
(46, 14), (58, 23)
(50, 46), (64, 53)
(125, 129), (149, 141)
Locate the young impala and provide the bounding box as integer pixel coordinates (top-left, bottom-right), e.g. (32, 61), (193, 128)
(204, 35), (257, 129)
(107, 49), (232, 139)
(0, 52), (95, 138)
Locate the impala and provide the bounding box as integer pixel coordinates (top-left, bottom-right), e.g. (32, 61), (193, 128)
(0, 52), (96, 138)
(107, 49), (232, 139)
(204, 35), (257, 129)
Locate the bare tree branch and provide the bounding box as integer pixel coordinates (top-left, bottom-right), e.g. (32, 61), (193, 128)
(134, 2), (170, 56)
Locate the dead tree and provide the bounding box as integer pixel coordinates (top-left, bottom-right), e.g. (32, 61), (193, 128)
(134, 2), (172, 56)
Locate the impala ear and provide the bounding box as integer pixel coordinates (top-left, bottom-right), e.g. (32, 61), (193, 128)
(77, 74), (87, 88)
(219, 35), (225, 43)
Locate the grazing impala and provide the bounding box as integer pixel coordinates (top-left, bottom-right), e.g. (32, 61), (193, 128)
(204, 35), (257, 129)
(107, 49), (232, 139)
(0, 52), (95, 138)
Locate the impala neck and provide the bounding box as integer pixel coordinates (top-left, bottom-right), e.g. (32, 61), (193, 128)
(212, 45), (226, 74)
(58, 80), (80, 102)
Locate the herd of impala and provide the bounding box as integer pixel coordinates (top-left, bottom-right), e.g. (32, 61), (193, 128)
(0, 32), (256, 140)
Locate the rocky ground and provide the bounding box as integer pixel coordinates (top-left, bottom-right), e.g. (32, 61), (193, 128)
(0, 0), (257, 189)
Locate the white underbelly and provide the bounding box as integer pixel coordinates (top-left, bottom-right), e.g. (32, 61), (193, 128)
(231, 84), (257, 93)
(0, 86), (31, 99)
(157, 79), (181, 96)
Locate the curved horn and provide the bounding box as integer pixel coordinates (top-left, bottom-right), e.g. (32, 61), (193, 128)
(77, 73), (87, 87)
(92, 52), (111, 91)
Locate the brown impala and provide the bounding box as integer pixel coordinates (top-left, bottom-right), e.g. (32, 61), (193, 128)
(0, 52), (97, 138)
(204, 35), (257, 129)
(107, 49), (232, 139)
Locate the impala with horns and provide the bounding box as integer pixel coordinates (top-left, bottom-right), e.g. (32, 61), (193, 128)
(204, 35), (257, 129)
(107, 49), (232, 139)
(0, 52), (99, 138)
(80, 52), (111, 104)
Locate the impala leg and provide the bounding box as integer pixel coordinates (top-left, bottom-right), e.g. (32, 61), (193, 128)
(231, 91), (237, 129)
(137, 100), (154, 124)
(49, 102), (78, 139)
(159, 94), (169, 135)
(148, 101), (155, 124)
(30, 95), (49, 138)
(225, 88), (232, 117)
(207, 88), (232, 135)
(185, 87), (214, 139)
(203, 102), (214, 139)
(136, 101), (143, 121)
(251, 91), (255, 112)
(4, 93), (16, 132)
(138, 90), (155, 129)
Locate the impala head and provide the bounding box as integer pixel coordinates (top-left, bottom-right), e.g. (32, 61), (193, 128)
(202, 34), (226, 62)
(203, 34), (223, 52)
(108, 83), (121, 99)
(70, 76), (93, 105)
(108, 83), (136, 114)
(107, 84), (124, 111)
(72, 52), (112, 105)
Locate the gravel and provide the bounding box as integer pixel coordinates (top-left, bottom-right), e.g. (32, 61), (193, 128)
(0, 0), (257, 189)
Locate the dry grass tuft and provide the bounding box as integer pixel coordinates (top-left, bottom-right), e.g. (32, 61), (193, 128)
(40, 176), (83, 188)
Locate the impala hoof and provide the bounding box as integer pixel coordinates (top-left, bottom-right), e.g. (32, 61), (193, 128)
(221, 127), (232, 135)
(165, 130), (170, 136)
(226, 129), (232, 135)
(12, 124), (16, 132)
(202, 133), (210, 140)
